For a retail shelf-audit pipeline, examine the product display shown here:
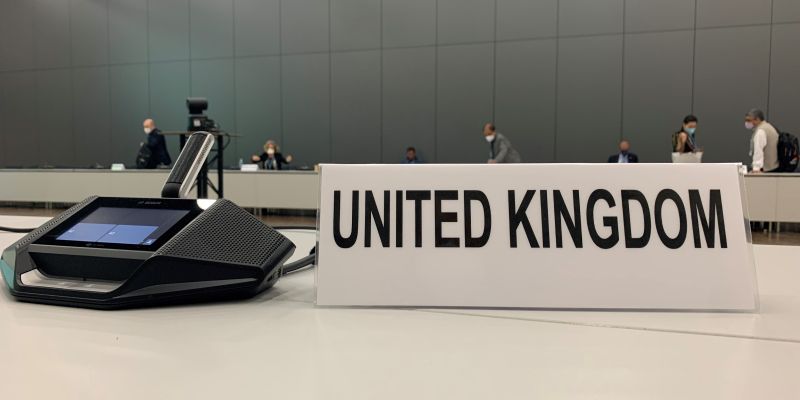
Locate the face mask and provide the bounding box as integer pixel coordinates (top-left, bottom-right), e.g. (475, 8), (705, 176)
(745, 122), (755, 130)
(144, 127), (153, 134)
(485, 135), (495, 143)
(685, 127), (696, 135)
(266, 148), (275, 156)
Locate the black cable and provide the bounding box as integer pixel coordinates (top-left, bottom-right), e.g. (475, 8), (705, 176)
(273, 226), (318, 275)
(0, 226), (36, 233)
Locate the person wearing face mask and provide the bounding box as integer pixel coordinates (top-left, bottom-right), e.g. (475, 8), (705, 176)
(483, 123), (521, 163)
(608, 139), (638, 163)
(744, 108), (779, 173)
(673, 114), (698, 153)
(251, 140), (293, 170)
(141, 118), (171, 169)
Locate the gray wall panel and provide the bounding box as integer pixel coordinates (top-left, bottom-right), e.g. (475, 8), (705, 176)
(282, 53), (330, 164)
(235, 56), (282, 163)
(382, 47), (436, 163)
(693, 26), (770, 163)
(557, 35), (623, 162)
(109, 64), (149, 164)
(0, 0), (35, 71)
(437, 0), (495, 45)
(382, 0), (436, 48)
(625, 0), (695, 33)
(190, 0), (234, 59)
(36, 69), (74, 167)
(70, 0), (109, 66)
(191, 59), (237, 153)
(496, 0), (557, 41)
(0, 72), (38, 167)
(331, 50), (382, 163)
(108, 0), (148, 64)
(436, 43), (494, 163)
(768, 23), (800, 134)
(149, 61), (190, 154)
(559, 0), (624, 37)
(34, 0), (71, 69)
(494, 39), (557, 163)
(773, 0), (800, 23)
(623, 31), (694, 163)
(281, 0), (329, 54)
(72, 67), (111, 167)
(234, 0), (280, 57)
(148, 0), (190, 62)
(696, 0), (771, 28)
(331, 0), (381, 51)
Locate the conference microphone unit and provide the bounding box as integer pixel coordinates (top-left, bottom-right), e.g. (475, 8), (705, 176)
(161, 131), (215, 199)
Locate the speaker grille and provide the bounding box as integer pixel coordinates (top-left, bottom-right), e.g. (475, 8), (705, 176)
(15, 196), (98, 250)
(155, 199), (291, 267)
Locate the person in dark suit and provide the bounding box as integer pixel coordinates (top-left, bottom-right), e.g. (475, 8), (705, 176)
(142, 118), (171, 168)
(251, 140), (293, 170)
(401, 147), (422, 164)
(608, 139), (639, 163)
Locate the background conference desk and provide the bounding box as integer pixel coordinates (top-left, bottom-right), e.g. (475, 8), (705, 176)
(0, 169), (798, 224)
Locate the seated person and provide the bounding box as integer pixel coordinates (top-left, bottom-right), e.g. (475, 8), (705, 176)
(673, 115), (698, 153)
(402, 147), (422, 164)
(251, 140), (293, 170)
(608, 139), (638, 163)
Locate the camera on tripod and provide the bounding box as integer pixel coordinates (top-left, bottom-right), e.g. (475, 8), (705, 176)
(186, 97), (219, 132)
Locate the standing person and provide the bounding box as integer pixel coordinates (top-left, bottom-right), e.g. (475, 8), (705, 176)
(608, 139), (639, 163)
(251, 140), (293, 170)
(744, 108), (779, 173)
(673, 115), (699, 153)
(401, 147), (422, 164)
(141, 118), (171, 169)
(483, 123), (521, 164)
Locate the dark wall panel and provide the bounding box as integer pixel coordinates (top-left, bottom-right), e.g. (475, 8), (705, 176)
(109, 64), (149, 164)
(693, 26), (770, 163)
(190, 0), (234, 59)
(331, 50), (381, 163)
(557, 35), (623, 162)
(282, 53), (330, 165)
(70, 0), (109, 66)
(696, 0), (771, 28)
(149, 61), (190, 154)
(108, 0), (148, 64)
(496, 0), (557, 41)
(625, 0), (695, 33)
(0, 0), (35, 72)
(768, 23), (800, 134)
(382, 0), (436, 48)
(437, 0), (495, 45)
(382, 47), (436, 163)
(331, 0), (381, 51)
(436, 43), (494, 163)
(281, 0), (329, 54)
(72, 67), (111, 167)
(235, 56), (282, 162)
(0, 72), (38, 167)
(36, 69), (74, 167)
(34, 0), (71, 69)
(773, 0), (800, 23)
(148, 0), (190, 62)
(623, 31), (694, 163)
(234, 0), (280, 57)
(559, 0), (623, 36)
(494, 39), (557, 163)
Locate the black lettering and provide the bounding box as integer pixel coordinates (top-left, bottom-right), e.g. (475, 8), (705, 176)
(621, 190), (651, 248)
(689, 189), (727, 248)
(406, 190), (431, 247)
(554, 190), (583, 248)
(508, 190), (539, 248)
(435, 190), (460, 247)
(540, 190), (550, 248)
(655, 189), (687, 249)
(587, 189), (619, 249)
(395, 190), (403, 247)
(464, 190), (491, 247)
(364, 190), (390, 247)
(333, 190), (359, 248)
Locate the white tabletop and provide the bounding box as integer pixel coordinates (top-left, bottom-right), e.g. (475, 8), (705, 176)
(1, 215), (799, 399)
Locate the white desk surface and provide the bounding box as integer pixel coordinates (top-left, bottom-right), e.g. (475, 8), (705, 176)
(1, 215), (799, 400)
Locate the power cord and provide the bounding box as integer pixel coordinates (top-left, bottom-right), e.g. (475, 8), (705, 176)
(272, 226), (318, 276)
(0, 226), (36, 233)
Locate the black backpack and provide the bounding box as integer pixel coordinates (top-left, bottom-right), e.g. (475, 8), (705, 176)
(777, 131), (799, 172)
(135, 142), (152, 169)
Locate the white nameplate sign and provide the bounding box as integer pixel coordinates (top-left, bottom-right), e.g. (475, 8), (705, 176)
(316, 164), (758, 311)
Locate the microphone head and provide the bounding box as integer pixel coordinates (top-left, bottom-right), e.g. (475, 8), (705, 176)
(161, 132), (215, 199)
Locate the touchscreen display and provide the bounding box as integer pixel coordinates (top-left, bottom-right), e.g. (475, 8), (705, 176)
(56, 207), (190, 246)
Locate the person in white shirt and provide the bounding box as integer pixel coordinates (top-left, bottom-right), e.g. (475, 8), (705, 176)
(744, 109), (779, 173)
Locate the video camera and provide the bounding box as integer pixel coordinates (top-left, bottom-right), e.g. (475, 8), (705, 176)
(186, 97), (219, 132)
